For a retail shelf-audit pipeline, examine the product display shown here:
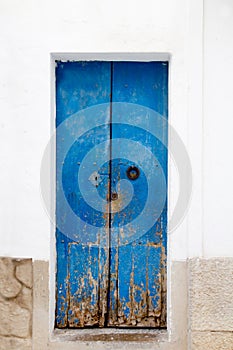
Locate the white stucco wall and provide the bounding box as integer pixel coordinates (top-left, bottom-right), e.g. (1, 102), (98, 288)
(0, 0), (232, 260)
(203, 0), (233, 257)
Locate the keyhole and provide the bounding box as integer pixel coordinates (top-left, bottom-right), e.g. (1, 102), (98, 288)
(111, 192), (118, 201)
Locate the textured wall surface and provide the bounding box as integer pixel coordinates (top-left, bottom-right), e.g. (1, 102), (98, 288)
(0, 0), (203, 262)
(189, 258), (233, 350)
(0, 257), (232, 349)
(33, 260), (188, 350)
(0, 258), (32, 350)
(191, 332), (233, 350)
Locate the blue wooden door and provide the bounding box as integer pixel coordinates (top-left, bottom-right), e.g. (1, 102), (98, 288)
(55, 61), (168, 328)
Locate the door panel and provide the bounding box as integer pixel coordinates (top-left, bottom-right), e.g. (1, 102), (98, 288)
(56, 61), (111, 327)
(55, 61), (168, 328)
(109, 62), (168, 327)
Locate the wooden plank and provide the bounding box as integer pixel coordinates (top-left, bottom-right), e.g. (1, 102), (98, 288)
(109, 61), (168, 327)
(68, 243), (109, 327)
(55, 61), (111, 327)
(56, 61), (168, 328)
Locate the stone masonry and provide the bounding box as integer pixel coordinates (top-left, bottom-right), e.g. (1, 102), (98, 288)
(189, 258), (233, 350)
(0, 257), (233, 349)
(0, 258), (32, 350)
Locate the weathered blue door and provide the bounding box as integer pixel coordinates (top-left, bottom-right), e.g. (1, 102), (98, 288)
(55, 61), (168, 328)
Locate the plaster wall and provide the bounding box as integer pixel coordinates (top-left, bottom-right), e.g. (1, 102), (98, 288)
(0, 0), (203, 261)
(0, 0), (232, 260)
(203, 0), (233, 257)
(0, 1), (233, 348)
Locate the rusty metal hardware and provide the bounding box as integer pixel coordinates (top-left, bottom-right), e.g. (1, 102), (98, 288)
(126, 166), (140, 180)
(111, 192), (118, 201)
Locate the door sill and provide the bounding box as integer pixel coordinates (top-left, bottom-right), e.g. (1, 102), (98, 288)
(52, 328), (168, 343)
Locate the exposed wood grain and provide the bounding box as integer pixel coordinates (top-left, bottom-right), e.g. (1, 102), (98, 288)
(56, 61), (168, 328)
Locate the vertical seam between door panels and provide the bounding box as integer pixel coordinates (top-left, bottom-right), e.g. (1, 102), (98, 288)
(105, 61), (113, 326)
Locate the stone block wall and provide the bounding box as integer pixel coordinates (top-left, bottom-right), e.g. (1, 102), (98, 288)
(1, 257), (233, 350)
(0, 258), (32, 350)
(189, 258), (233, 350)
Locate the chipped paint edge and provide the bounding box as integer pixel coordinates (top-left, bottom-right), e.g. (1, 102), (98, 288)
(49, 53), (172, 335)
(45, 52), (187, 349)
(33, 260), (188, 350)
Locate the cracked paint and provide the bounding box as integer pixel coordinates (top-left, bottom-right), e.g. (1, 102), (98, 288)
(56, 61), (168, 328)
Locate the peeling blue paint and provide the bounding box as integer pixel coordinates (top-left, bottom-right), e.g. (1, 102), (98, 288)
(55, 61), (168, 328)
